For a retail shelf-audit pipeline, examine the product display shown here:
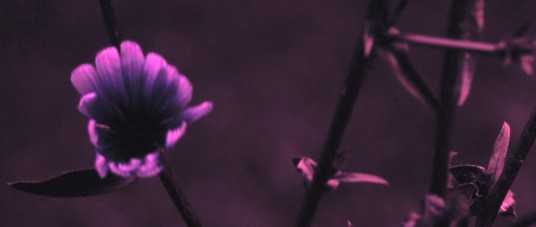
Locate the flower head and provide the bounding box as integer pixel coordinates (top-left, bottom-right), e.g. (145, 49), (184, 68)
(71, 41), (212, 178)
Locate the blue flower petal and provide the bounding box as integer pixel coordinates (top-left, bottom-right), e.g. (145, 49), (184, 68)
(165, 122), (187, 148)
(88, 120), (99, 148)
(95, 47), (127, 103)
(108, 162), (134, 177)
(181, 101), (213, 124)
(120, 41), (145, 105)
(78, 92), (97, 119)
(143, 53), (167, 101)
(136, 152), (163, 178)
(177, 73), (193, 108)
(95, 153), (109, 178)
(71, 64), (98, 95)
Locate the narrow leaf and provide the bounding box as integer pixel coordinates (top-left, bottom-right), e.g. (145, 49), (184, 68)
(334, 172), (389, 185)
(8, 168), (136, 197)
(487, 122), (510, 183)
(457, 53), (475, 106)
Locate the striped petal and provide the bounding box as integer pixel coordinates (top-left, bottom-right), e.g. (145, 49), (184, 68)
(95, 47), (127, 102)
(143, 53), (167, 99)
(120, 41), (145, 104)
(71, 64), (97, 95)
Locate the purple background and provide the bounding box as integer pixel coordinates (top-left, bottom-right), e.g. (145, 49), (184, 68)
(2, 0), (536, 226)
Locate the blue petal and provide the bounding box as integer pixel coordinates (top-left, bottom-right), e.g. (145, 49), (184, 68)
(78, 92), (97, 119)
(165, 122), (187, 148)
(177, 73), (193, 108)
(120, 41), (145, 105)
(136, 152), (163, 178)
(95, 153), (109, 178)
(143, 53), (167, 101)
(88, 120), (99, 148)
(151, 66), (182, 115)
(181, 101), (213, 124)
(71, 64), (97, 95)
(108, 162), (134, 177)
(95, 47), (127, 103)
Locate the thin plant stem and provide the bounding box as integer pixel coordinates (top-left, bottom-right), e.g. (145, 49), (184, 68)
(475, 109), (536, 227)
(97, 1), (202, 226)
(159, 153), (203, 227)
(430, 0), (474, 197)
(294, 1), (387, 226)
(98, 0), (122, 49)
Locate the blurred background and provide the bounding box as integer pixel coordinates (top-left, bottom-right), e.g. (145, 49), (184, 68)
(2, 0), (536, 226)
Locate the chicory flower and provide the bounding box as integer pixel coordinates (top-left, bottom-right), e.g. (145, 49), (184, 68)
(71, 41), (212, 178)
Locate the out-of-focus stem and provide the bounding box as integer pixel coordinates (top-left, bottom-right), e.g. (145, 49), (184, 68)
(475, 110), (536, 227)
(98, 0), (122, 50)
(430, 0), (474, 197)
(294, 0), (387, 226)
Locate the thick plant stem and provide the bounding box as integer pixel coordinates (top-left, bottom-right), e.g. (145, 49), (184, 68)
(294, 1), (386, 226)
(159, 155), (203, 227)
(475, 110), (536, 227)
(98, 0), (122, 49)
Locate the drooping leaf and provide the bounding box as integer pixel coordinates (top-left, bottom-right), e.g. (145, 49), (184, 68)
(8, 168), (136, 197)
(499, 190), (516, 217)
(487, 122), (510, 183)
(334, 172), (389, 185)
(292, 156), (317, 183)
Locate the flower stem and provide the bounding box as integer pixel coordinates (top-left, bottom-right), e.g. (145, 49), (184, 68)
(159, 154), (203, 227)
(98, 0), (122, 49)
(294, 1), (386, 226)
(430, 0), (478, 197)
(475, 109), (536, 227)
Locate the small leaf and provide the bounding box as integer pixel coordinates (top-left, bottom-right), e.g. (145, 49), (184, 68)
(449, 164), (487, 185)
(487, 122), (510, 183)
(457, 53), (475, 106)
(334, 172), (389, 185)
(347, 220), (354, 227)
(8, 168), (136, 197)
(292, 156), (317, 182)
(499, 190), (516, 217)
